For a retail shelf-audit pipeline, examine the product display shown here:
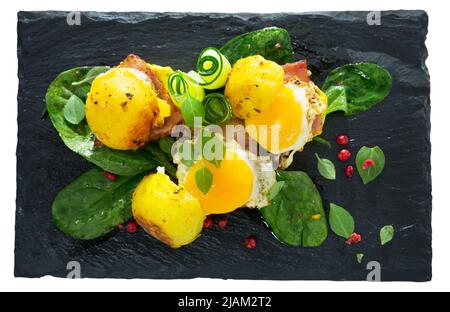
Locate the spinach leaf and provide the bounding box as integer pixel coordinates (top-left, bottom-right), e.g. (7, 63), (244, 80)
(220, 27), (295, 65)
(46, 67), (157, 176)
(355, 146), (386, 184)
(315, 154), (336, 180)
(325, 86), (348, 114)
(261, 171), (328, 247)
(158, 137), (175, 155)
(268, 181), (285, 200)
(63, 94), (85, 124)
(323, 63), (392, 115)
(195, 167), (213, 194)
(329, 203), (355, 239)
(380, 225), (395, 246)
(71, 66), (109, 86)
(143, 143), (177, 178)
(52, 167), (144, 240)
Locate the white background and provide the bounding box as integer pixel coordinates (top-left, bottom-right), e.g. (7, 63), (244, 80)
(1, 0), (449, 292)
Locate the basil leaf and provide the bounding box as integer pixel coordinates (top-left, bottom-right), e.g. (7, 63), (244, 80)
(315, 154), (336, 180)
(63, 94), (86, 125)
(380, 225), (395, 246)
(261, 171), (328, 247)
(201, 131), (225, 168)
(71, 66), (109, 86)
(46, 67), (157, 176)
(356, 146), (386, 184)
(268, 181), (285, 200)
(181, 96), (205, 128)
(195, 167), (213, 195)
(356, 253), (365, 264)
(323, 63), (392, 115)
(52, 167), (144, 240)
(329, 203), (355, 239)
(177, 140), (197, 168)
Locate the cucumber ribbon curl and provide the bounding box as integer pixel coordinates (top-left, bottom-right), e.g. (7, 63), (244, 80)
(202, 93), (232, 125)
(196, 47), (231, 90)
(168, 71), (205, 127)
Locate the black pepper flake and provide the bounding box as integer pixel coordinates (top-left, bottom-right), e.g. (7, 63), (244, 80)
(94, 101), (98, 105)
(125, 93), (134, 100)
(121, 101), (127, 108)
(254, 108), (261, 114)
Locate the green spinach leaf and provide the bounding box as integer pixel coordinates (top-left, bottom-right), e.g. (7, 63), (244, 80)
(52, 167), (144, 240)
(63, 94), (86, 124)
(315, 154), (336, 180)
(71, 66), (109, 86)
(329, 203), (355, 239)
(220, 27), (295, 65)
(46, 67), (157, 176)
(323, 63), (392, 115)
(380, 225), (395, 246)
(268, 181), (285, 200)
(261, 171), (328, 247)
(355, 146), (386, 184)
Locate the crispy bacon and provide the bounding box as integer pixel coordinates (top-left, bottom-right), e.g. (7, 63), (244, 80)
(118, 54), (183, 141)
(312, 115), (324, 136)
(283, 60), (310, 83)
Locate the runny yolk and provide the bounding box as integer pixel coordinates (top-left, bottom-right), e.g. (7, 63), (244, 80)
(184, 150), (254, 215)
(245, 85), (303, 154)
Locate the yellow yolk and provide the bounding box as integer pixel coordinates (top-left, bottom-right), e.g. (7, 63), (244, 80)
(245, 85), (304, 154)
(86, 68), (158, 150)
(183, 149), (254, 215)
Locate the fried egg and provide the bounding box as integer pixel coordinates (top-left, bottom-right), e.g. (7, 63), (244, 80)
(244, 80), (328, 164)
(174, 138), (276, 215)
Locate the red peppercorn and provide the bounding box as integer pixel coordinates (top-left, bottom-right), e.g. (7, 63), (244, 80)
(345, 165), (354, 178)
(126, 221), (139, 234)
(245, 236), (257, 249)
(336, 135), (349, 145)
(203, 216), (214, 229)
(118, 224), (124, 230)
(103, 171), (117, 182)
(362, 159), (376, 170)
(337, 149), (351, 162)
(346, 233), (362, 245)
(218, 217), (228, 230)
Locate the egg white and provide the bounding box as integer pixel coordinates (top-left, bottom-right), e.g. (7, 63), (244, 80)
(174, 137), (276, 209)
(277, 81), (327, 169)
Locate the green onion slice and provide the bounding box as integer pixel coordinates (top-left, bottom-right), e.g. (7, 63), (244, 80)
(196, 47), (231, 90)
(168, 71), (205, 108)
(202, 93), (233, 125)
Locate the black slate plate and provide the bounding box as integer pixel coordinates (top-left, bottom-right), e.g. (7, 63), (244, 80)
(16, 11), (431, 281)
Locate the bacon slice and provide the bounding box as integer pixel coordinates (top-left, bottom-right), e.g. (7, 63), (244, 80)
(283, 60), (310, 83)
(118, 54), (183, 141)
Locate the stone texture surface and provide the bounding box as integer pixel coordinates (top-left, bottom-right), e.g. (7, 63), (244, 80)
(16, 11), (431, 281)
